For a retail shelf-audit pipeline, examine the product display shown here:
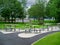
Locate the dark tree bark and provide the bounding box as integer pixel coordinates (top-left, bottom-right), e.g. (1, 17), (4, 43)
(38, 17), (44, 25)
(22, 18), (24, 23)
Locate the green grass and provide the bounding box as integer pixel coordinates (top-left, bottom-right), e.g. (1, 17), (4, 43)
(0, 20), (56, 29)
(0, 23), (28, 29)
(44, 20), (56, 23)
(0, 24), (47, 29)
(33, 32), (60, 45)
(31, 20), (56, 24)
(0, 22), (48, 29)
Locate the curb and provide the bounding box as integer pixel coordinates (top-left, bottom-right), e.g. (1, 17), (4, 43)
(31, 31), (59, 45)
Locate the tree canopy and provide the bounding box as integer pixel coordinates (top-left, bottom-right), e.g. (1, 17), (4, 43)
(28, 0), (45, 24)
(46, 0), (60, 22)
(0, 0), (24, 22)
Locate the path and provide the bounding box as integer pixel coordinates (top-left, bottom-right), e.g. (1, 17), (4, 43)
(0, 31), (60, 45)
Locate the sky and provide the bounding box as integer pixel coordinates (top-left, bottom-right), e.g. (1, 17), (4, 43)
(26, 0), (35, 7)
(27, 0), (49, 7)
(18, 0), (49, 8)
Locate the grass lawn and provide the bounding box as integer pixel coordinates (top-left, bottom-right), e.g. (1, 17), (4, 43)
(0, 20), (56, 29)
(0, 23), (47, 29)
(33, 32), (60, 45)
(44, 20), (56, 23)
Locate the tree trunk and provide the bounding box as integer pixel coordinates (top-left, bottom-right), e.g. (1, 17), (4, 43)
(34, 18), (36, 25)
(8, 17), (10, 23)
(14, 18), (16, 23)
(22, 18), (24, 23)
(38, 17), (44, 25)
(5, 18), (6, 23)
(11, 17), (13, 23)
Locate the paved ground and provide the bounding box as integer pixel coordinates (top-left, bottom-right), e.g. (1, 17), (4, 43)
(0, 31), (60, 45)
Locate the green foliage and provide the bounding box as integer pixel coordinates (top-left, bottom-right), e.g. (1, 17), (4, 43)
(28, 0), (45, 24)
(0, 0), (25, 22)
(46, 0), (60, 23)
(28, 3), (45, 19)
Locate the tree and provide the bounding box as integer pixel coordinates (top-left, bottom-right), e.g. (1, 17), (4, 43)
(0, 0), (24, 23)
(19, 0), (27, 23)
(1, 7), (11, 22)
(28, 1), (45, 25)
(46, 0), (60, 23)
